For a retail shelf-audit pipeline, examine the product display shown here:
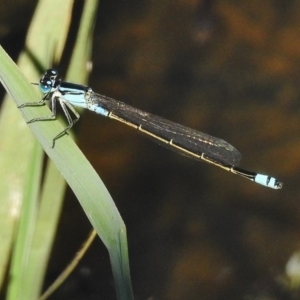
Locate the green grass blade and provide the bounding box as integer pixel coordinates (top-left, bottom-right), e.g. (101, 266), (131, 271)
(0, 95), (39, 291)
(0, 0), (74, 298)
(67, 0), (99, 82)
(0, 47), (134, 299)
(6, 142), (43, 300)
(22, 158), (67, 299)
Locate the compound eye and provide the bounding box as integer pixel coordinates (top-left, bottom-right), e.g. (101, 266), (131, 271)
(39, 80), (52, 93)
(49, 69), (58, 79)
(45, 69), (57, 76)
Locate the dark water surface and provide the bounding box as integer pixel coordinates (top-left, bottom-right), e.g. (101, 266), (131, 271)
(2, 1), (300, 299)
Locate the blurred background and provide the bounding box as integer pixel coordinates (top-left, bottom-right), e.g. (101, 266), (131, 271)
(1, 0), (300, 299)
